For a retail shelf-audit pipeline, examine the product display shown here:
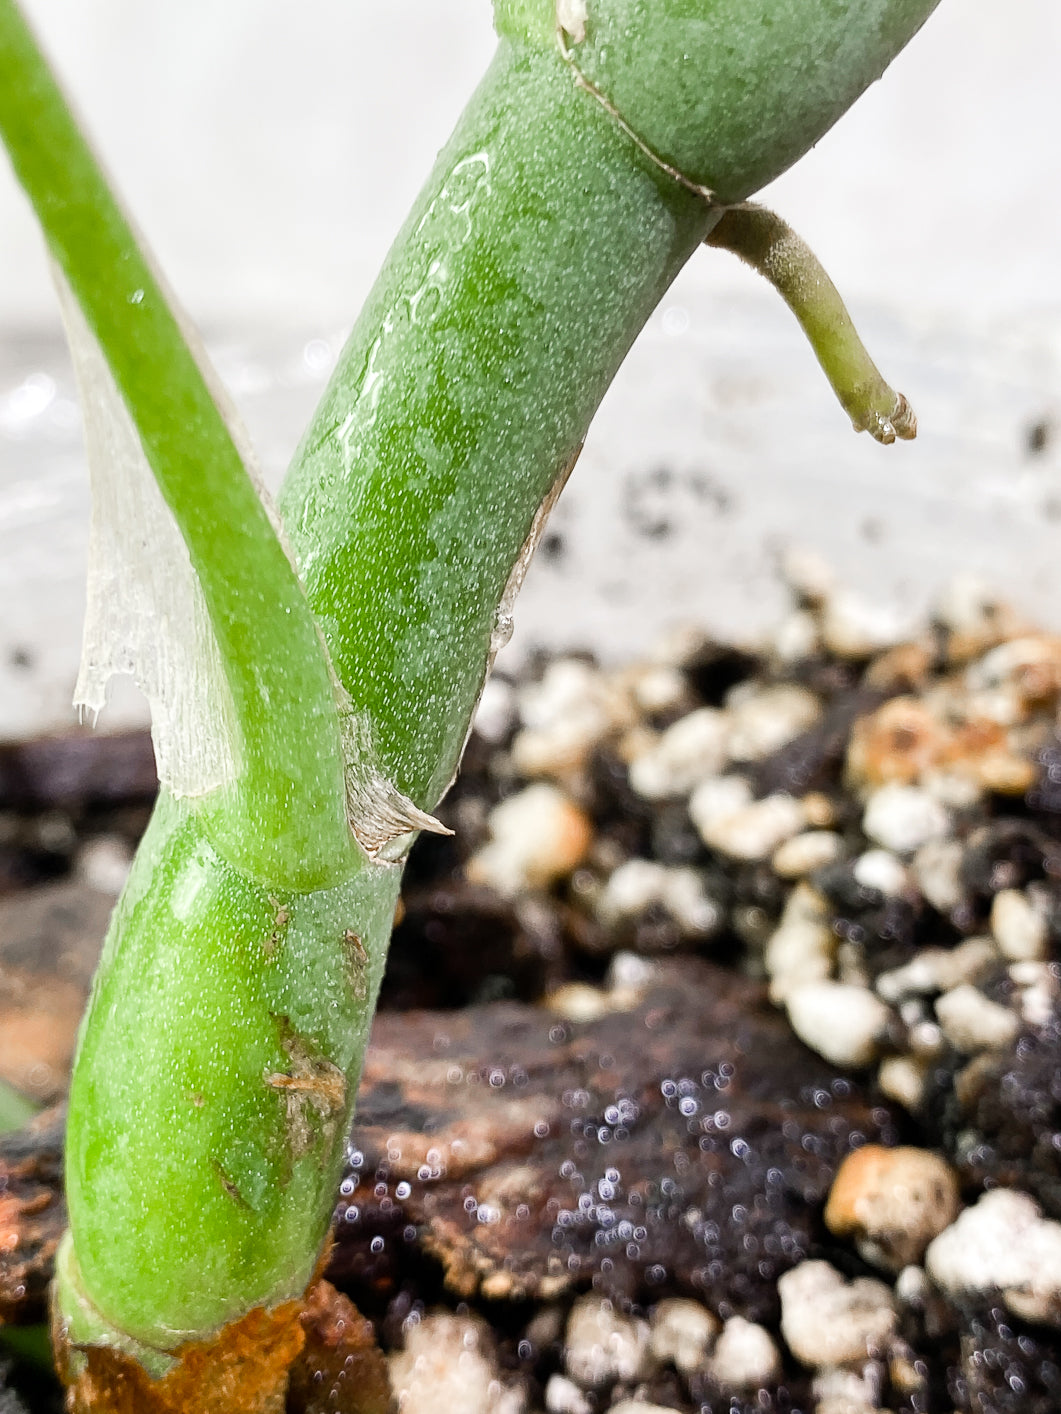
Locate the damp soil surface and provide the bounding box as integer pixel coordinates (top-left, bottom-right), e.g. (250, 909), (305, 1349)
(5, 579), (1061, 1413)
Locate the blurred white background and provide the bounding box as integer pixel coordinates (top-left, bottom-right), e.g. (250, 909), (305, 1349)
(2, 1), (1058, 327)
(2, 0), (1060, 737)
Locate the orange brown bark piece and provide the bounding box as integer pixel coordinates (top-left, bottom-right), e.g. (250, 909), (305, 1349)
(55, 1280), (391, 1414)
(330, 956), (893, 1316)
(58, 1299), (306, 1414)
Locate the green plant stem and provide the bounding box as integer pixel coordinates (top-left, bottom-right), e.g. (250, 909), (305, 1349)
(61, 36), (717, 1356)
(282, 0), (940, 810)
(0, 0), (353, 889)
(496, 0), (940, 201)
(64, 791), (400, 1353)
(7, 0), (943, 1381)
(280, 41), (717, 813)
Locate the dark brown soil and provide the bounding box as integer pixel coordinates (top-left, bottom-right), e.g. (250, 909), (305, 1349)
(6, 603), (1061, 1412)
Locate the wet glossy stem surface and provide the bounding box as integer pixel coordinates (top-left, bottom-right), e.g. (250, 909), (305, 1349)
(280, 0), (943, 813)
(279, 39), (716, 812)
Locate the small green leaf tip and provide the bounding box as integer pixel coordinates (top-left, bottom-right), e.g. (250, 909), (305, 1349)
(707, 203), (917, 445)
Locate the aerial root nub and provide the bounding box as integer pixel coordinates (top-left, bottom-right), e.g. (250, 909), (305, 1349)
(706, 203), (917, 445)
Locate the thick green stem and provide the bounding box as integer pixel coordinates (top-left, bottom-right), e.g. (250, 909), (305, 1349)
(62, 37), (717, 1353)
(3, 0), (943, 1383)
(497, 0), (940, 200)
(280, 41), (716, 813)
(281, 0), (940, 807)
(63, 791), (400, 1353)
(0, 0), (353, 888)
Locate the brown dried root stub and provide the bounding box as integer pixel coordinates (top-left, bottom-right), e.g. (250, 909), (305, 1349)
(265, 1018), (347, 1161)
(707, 203), (917, 444)
(55, 1297), (307, 1414)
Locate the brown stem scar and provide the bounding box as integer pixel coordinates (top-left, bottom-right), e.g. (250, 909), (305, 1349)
(211, 1159), (250, 1210)
(343, 930), (367, 965)
(264, 1071), (347, 1109)
(340, 929), (369, 1000)
(266, 1016), (348, 1159)
(264, 896), (291, 959)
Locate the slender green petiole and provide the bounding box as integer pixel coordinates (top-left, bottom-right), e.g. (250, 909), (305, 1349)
(707, 202), (917, 444)
(0, 0), (354, 888)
